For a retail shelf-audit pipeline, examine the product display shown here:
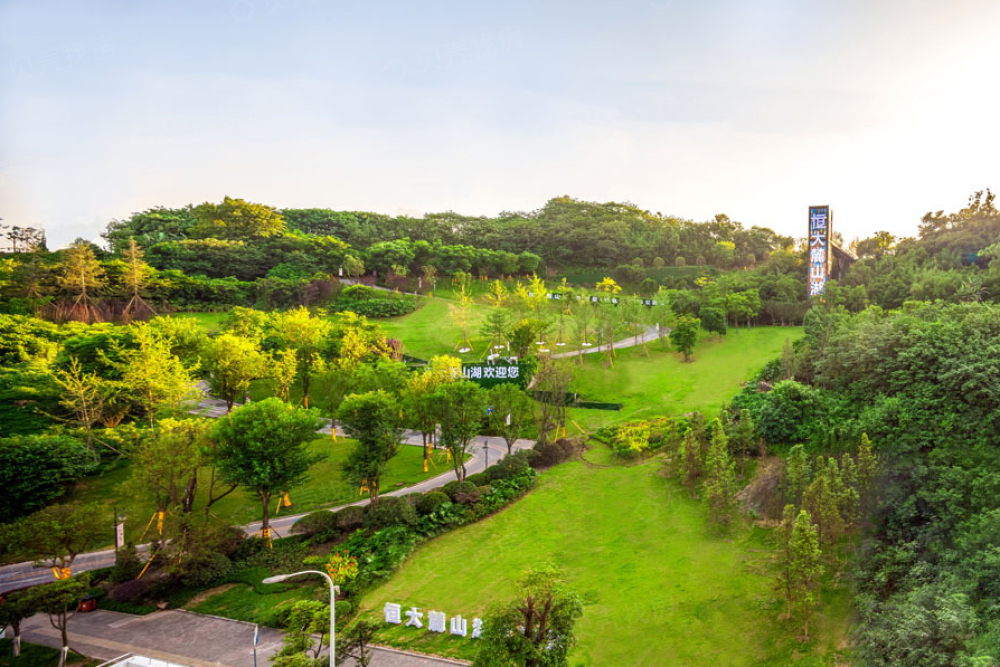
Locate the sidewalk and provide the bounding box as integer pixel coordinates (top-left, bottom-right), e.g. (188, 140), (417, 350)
(18, 609), (468, 667)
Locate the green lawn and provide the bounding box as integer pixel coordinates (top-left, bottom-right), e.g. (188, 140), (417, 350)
(379, 298), (493, 361)
(567, 326), (803, 431)
(65, 438), (453, 544)
(0, 640), (94, 667)
(357, 458), (850, 666)
(165, 311), (227, 333)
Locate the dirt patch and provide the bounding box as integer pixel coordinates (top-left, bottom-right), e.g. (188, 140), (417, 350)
(182, 583), (237, 608)
(737, 455), (785, 521)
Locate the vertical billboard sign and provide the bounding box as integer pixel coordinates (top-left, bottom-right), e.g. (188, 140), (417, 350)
(808, 205), (831, 296)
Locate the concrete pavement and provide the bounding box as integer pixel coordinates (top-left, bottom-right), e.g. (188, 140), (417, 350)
(17, 609), (468, 667)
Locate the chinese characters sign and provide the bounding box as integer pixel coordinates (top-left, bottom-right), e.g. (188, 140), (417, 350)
(808, 206), (831, 296)
(384, 602), (482, 639)
(461, 361), (528, 388)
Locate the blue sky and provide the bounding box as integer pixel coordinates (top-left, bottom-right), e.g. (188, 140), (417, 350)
(2, 0), (999, 247)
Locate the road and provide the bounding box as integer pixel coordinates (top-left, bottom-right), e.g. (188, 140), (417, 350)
(0, 386), (533, 593)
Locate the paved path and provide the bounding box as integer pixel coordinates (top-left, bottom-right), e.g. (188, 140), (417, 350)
(0, 387), (532, 594)
(18, 609), (468, 667)
(551, 325), (663, 359)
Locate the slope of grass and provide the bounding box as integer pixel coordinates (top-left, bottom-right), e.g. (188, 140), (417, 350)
(165, 311), (227, 333)
(357, 458), (850, 666)
(379, 298), (492, 361)
(65, 438), (454, 544)
(566, 326), (803, 432)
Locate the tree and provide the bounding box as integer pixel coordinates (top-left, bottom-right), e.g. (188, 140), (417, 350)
(58, 241), (106, 322)
(699, 306), (727, 340)
(802, 468), (844, 547)
(212, 398), (323, 538)
(191, 196), (286, 239)
(0, 435), (95, 523)
(0, 589), (34, 657)
(271, 307), (332, 408)
(120, 238), (156, 321)
(204, 333), (268, 411)
(856, 432), (879, 517)
(23, 574), (91, 667)
(6, 502), (105, 576)
(704, 419), (738, 524)
(124, 418), (211, 526)
(270, 349), (298, 402)
(670, 316), (700, 361)
(570, 296), (595, 363)
(731, 408), (756, 471)
(434, 379), (487, 481)
(776, 504), (797, 619)
(343, 255), (365, 281)
(449, 271), (476, 350)
(480, 308), (511, 352)
(785, 444), (811, 507)
(272, 600), (331, 667)
(337, 391), (403, 506)
(532, 357), (573, 444)
(336, 619), (378, 667)
(473, 565), (584, 667)
(106, 324), (198, 427)
(488, 383), (534, 456)
(787, 509), (823, 640)
(51, 357), (107, 454)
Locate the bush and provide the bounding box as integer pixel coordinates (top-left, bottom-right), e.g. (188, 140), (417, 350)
(465, 472), (489, 487)
(335, 505), (365, 532)
(532, 438), (577, 467)
(364, 496), (418, 530)
(291, 511), (339, 538)
(108, 578), (153, 603)
(334, 298), (417, 318)
(441, 480), (460, 497)
(178, 552), (233, 588)
(451, 481), (480, 504)
(334, 600), (353, 620)
(613, 264), (645, 285)
(415, 491), (451, 516)
(341, 284), (378, 300)
(109, 544), (143, 584)
(486, 450), (535, 482)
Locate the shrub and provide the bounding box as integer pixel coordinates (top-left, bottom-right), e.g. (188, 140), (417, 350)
(364, 496), (418, 530)
(334, 298), (417, 319)
(108, 578), (153, 603)
(676, 256), (686, 267)
(486, 450), (535, 482)
(613, 264), (645, 285)
(341, 284), (378, 300)
(109, 544), (143, 584)
(335, 505), (365, 532)
(334, 600), (353, 620)
(532, 438), (577, 467)
(652, 256), (665, 268)
(465, 472), (489, 487)
(404, 493), (422, 507)
(291, 511), (339, 538)
(416, 491), (451, 515)
(178, 552), (233, 587)
(451, 481), (481, 504)
(441, 480), (460, 497)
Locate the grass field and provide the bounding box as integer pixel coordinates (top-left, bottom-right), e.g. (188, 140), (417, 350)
(65, 438), (456, 544)
(0, 640), (94, 667)
(379, 298), (493, 360)
(567, 326), (803, 431)
(357, 457), (851, 666)
(165, 311), (227, 333)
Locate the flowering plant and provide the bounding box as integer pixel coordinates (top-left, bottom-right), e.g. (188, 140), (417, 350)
(325, 549), (359, 586)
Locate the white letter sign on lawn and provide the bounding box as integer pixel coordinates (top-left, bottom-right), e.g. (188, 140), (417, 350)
(428, 610), (447, 633)
(384, 602), (482, 639)
(405, 607), (423, 628)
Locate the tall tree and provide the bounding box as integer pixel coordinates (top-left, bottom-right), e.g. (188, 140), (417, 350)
(120, 237), (156, 321)
(785, 444), (811, 507)
(58, 241), (106, 322)
(704, 419), (738, 524)
(0, 589), (34, 657)
(787, 509), (823, 640)
(106, 324), (197, 426)
(337, 390), (403, 506)
(5, 502), (105, 577)
(23, 575), (91, 667)
(271, 307), (332, 407)
(191, 196), (286, 239)
(670, 316), (700, 362)
(401, 355), (461, 470)
(204, 333), (268, 411)
(434, 379), (487, 481)
(532, 357), (573, 444)
(488, 383), (534, 456)
(473, 565), (584, 667)
(212, 398), (322, 538)
(51, 357), (106, 454)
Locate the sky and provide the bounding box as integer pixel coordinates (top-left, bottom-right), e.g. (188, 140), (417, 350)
(1, 0), (999, 249)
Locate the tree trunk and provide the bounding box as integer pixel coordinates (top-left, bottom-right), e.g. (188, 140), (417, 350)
(12, 627), (21, 657)
(370, 479), (380, 506)
(260, 491), (271, 535)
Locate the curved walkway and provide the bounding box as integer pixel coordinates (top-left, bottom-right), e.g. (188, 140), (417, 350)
(0, 388), (533, 594)
(551, 325), (663, 359)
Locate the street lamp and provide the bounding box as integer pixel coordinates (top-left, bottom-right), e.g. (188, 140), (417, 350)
(262, 570), (340, 667)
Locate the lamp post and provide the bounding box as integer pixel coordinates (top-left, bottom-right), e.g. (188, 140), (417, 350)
(262, 570), (340, 667)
